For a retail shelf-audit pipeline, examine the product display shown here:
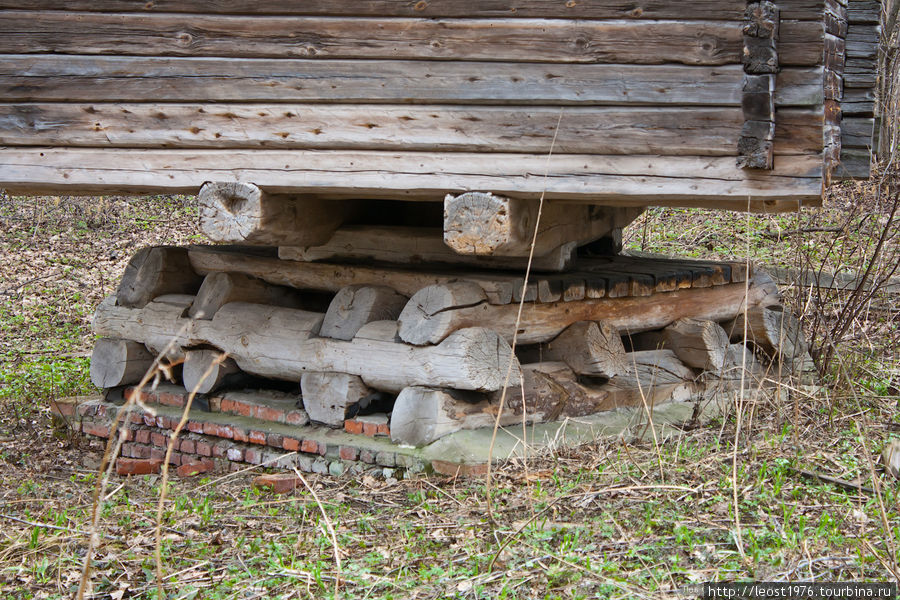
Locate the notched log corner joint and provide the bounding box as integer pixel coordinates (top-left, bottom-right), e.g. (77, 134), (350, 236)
(738, 1), (779, 170)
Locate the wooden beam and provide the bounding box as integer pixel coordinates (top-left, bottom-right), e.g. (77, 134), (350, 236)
(279, 226), (577, 272)
(723, 306), (807, 363)
(0, 56), (823, 107)
(612, 349), (695, 389)
(198, 181), (357, 246)
(182, 349), (241, 395)
(516, 321), (627, 377)
(0, 103), (825, 156)
(300, 372), (371, 427)
(662, 318), (731, 371)
(443, 193), (635, 257)
(116, 246), (203, 309)
(320, 285), (408, 341)
(393, 273), (781, 345)
(188, 271), (304, 320)
(89, 338), (154, 388)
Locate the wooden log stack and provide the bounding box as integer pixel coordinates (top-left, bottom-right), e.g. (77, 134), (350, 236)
(90, 239), (812, 449)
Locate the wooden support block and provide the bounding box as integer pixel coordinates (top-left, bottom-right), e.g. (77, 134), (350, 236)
(443, 193), (625, 257)
(390, 387), (509, 447)
(719, 342), (767, 380)
(94, 296), (514, 392)
(300, 372), (371, 427)
(742, 36), (779, 74)
(398, 282), (488, 346)
(182, 349), (241, 394)
(612, 350), (696, 390)
(393, 273), (781, 346)
(492, 362), (615, 420)
(278, 226), (576, 272)
(188, 271), (304, 320)
(743, 2), (779, 39)
(90, 338), (155, 388)
(116, 246), (202, 309)
(662, 318), (731, 372)
(517, 321), (627, 378)
(741, 75), (776, 121)
(722, 306), (807, 363)
(198, 181), (358, 246)
(320, 285), (408, 341)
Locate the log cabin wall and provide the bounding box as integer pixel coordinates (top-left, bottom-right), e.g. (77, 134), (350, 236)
(0, 1), (870, 211)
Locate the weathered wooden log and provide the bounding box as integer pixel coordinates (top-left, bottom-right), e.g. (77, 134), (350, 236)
(116, 246), (202, 308)
(723, 306), (807, 362)
(390, 387), (512, 447)
(663, 318), (731, 371)
(489, 362), (616, 420)
(516, 321), (627, 377)
(182, 349), (242, 394)
(93, 297), (515, 391)
(189, 245), (518, 304)
(612, 350), (695, 390)
(443, 193), (639, 257)
(395, 272), (781, 345)
(278, 226), (576, 272)
(188, 271), (304, 319)
(300, 372), (371, 427)
(320, 285), (408, 341)
(198, 181), (358, 246)
(719, 342), (767, 380)
(89, 338), (155, 388)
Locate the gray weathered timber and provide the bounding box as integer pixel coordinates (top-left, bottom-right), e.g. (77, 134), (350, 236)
(517, 320), (628, 377)
(0, 1), (829, 20)
(89, 338), (155, 389)
(116, 246), (202, 309)
(612, 349), (695, 389)
(443, 194), (636, 257)
(182, 349), (241, 395)
(0, 104), (825, 155)
(278, 226), (577, 272)
(188, 271), (304, 320)
(0, 14), (747, 66)
(662, 318), (731, 371)
(0, 149), (824, 210)
(0, 57), (822, 107)
(320, 285), (408, 341)
(300, 372), (371, 427)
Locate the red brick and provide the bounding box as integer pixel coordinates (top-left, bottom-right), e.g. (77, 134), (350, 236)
(249, 430), (267, 445)
(359, 449), (376, 464)
(362, 422), (379, 437)
(266, 433), (284, 448)
(143, 414), (156, 427)
(253, 473), (302, 494)
(170, 452), (182, 466)
(116, 458), (163, 476)
(232, 427), (249, 443)
(50, 399), (78, 418)
(135, 429), (151, 444)
(244, 447), (263, 464)
(376, 423), (390, 437)
(339, 446), (359, 461)
(212, 441), (229, 458)
(216, 424), (235, 439)
(202, 422), (218, 436)
(157, 391), (185, 408)
(180, 439), (196, 454)
(155, 415), (168, 429)
(234, 400), (253, 418)
(344, 420), (363, 435)
(150, 432), (168, 447)
(187, 420), (204, 434)
(196, 441), (213, 457)
(120, 443), (136, 458)
(285, 410), (306, 426)
(177, 459), (215, 478)
(282, 437), (300, 451)
(82, 421), (110, 438)
(133, 444), (151, 459)
(129, 412), (144, 424)
(255, 406), (284, 423)
(219, 398), (235, 413)
(300, 439), (318, 454)
(150, 448), (166, 461)
(226, 447), (244, 461)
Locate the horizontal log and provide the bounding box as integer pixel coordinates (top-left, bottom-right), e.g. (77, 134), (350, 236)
(841, 117), (875, 147)
(0, 56), (823, 107)
(0, 1), (829, 20)
(834, 148), (872, 179)
(116, 246), (202, 308)
(90, 338), (155, 388)
(279, 226), (577, 272)
(612, 349), (695, 389)
(93, 296), (517, 392)
(300, 372), (371, 427)
(0, 13), (748, 66)
(516, 320), (628, 377)
(190, 245), (523, 305)
(0, 149), (825, 210)
(393, 273), (781, 345)
(182, 349), (242, 395)
(0, 103), (825, 155)
(188, 271), (305, 320)
(320, 285), (408, 341)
